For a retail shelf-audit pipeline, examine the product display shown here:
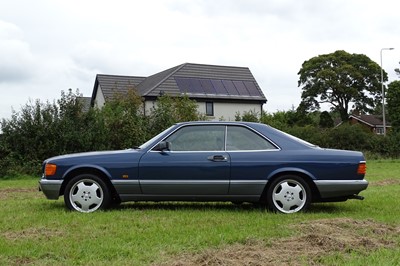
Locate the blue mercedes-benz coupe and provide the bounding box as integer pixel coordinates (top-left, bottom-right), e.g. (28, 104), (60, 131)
(39, 121), (368, 213)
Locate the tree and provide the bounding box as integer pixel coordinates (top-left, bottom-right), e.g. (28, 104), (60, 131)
(259, 110), (298, 130)
(319, 111), (334, 128)
(294, 102), (314, 126)
(387, 80), (400, 132)
(0, 89), (88, 176)
(235, 110), (259, 122)
(56, 89), (90, 153)
(99, 88), (148, 149)
(147, 94), (203, 136)
(298, 50), (386, 121)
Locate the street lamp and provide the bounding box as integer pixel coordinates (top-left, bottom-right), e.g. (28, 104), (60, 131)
(380, 47), (394, 136)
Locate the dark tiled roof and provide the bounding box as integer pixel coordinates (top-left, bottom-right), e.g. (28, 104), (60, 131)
(350, 115), (391, 126)
(136, 64), (184, 96)
(143, 63), (266, 101)
(91, 74), (146, 103)
(92, 63), (267, 104)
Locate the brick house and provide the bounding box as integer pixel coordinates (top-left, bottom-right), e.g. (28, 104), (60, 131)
(348, 114), (391, 135)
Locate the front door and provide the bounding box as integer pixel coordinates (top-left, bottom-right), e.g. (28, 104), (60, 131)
(138, 125), (230, 195)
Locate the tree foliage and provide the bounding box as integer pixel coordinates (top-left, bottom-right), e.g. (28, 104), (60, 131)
(147, 94), (203, 136)
(0, 90), (203, 177)
(100, 89), (148, 149)
(2, 86), (400, 178)
(319, 111), (334, 128)
(298, 50), (385, 121)
(0, 89), (87, 176)
(387, 80), (400, 132)
(235, 110), (260, 122)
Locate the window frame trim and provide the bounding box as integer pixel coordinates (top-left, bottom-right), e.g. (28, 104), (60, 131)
(148, 123), (281, 153)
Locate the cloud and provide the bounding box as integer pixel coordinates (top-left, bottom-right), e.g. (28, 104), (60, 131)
(0, 0), (399, 121)
(0, 20), (36, 83)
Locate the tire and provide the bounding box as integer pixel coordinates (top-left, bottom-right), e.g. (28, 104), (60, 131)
(111, 196), (122, 207)
(266, 175), (311, 214)
(64, 174), (111, 213)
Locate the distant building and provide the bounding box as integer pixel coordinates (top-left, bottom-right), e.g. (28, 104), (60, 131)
(90, 63), (267, 121)
(348, 114), (391, 135)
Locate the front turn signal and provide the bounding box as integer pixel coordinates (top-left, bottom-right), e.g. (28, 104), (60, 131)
(45, 163), (57, 176)
(357, 161), (366, 175)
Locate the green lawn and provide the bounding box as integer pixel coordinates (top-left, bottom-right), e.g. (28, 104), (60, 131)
(0, 160), (399, 265)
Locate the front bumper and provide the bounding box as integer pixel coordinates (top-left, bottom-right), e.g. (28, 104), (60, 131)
(38, 179), (63, 200)
(314, 179), (368, 199)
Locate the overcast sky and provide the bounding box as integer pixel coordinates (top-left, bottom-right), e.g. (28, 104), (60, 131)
(1, 0), (399, 119)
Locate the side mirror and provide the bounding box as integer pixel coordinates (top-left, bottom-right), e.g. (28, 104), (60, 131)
(153, 141), (171, 152)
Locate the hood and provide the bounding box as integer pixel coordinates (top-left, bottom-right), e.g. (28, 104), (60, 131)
(44, 149), (142, 164)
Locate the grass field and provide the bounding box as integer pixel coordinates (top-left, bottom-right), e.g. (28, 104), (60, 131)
(0, 160), (399, 265)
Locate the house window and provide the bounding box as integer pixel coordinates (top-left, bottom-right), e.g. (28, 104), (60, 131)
(206, 102), (214, 116)
(376, 127), (384, 135)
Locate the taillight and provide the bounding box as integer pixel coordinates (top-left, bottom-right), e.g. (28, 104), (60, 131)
(357, 161), (366, 175)
(45, 163), (57, 176)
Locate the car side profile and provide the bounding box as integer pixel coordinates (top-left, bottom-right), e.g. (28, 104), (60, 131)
(39, 121), (368, 213)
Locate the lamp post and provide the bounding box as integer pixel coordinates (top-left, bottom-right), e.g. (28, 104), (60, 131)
(380, 47), (394, 136)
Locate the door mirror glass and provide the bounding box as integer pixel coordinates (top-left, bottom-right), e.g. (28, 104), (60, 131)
(153, 141), (171, 152)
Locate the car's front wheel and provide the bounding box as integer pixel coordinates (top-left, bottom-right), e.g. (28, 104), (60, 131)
(266, 175), (311, 214)
(64, 174), (111, 213)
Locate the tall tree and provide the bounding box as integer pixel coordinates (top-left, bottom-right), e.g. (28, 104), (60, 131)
(387, 80), (400, 132)
(298, 50), (386, 121)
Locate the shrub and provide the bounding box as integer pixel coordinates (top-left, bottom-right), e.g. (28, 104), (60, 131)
(0, 91), (203, 177)
(147, 94), (204, 137)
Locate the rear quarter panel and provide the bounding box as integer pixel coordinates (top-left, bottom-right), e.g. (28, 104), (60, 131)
(229, 148), (364, 182)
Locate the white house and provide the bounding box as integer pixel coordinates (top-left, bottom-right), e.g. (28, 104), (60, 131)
(90, 63), (267, 121)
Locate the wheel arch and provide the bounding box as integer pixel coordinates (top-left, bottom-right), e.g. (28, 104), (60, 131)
(260, 169), (321, 203)
(60, 166), (119, 201)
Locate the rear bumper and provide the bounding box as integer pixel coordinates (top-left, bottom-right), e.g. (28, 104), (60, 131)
(38, 179), (63, 200)
(314, 179), (368, 199)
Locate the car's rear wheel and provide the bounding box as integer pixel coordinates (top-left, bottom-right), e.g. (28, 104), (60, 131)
(266, 175), (311, 214)
(64, 174), (111, 213)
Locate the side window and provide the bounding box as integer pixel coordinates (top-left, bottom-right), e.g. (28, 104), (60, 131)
(164, 125), (225, 151)
(226, 126), (277, 151)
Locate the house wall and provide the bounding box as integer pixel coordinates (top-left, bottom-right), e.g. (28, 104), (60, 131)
(144, 100), (263, 121)
(197, 101), (262, 121)
(93, 88), (264, 121)
(94, 85), (106, 108)
(349, 118), (371, 131)
(144, 100), (156, 115)
(349, 117), (387, 135)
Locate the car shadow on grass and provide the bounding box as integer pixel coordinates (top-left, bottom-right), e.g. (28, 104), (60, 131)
(113, 201), (350, 214)
(39, 200), (351, 214)
(114, 201), (263, 212)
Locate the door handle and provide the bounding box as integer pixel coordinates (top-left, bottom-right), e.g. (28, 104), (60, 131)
(207, 155), (228, 162)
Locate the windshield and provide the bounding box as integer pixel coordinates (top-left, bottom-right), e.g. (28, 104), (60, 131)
(138, 125), (175, 150)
